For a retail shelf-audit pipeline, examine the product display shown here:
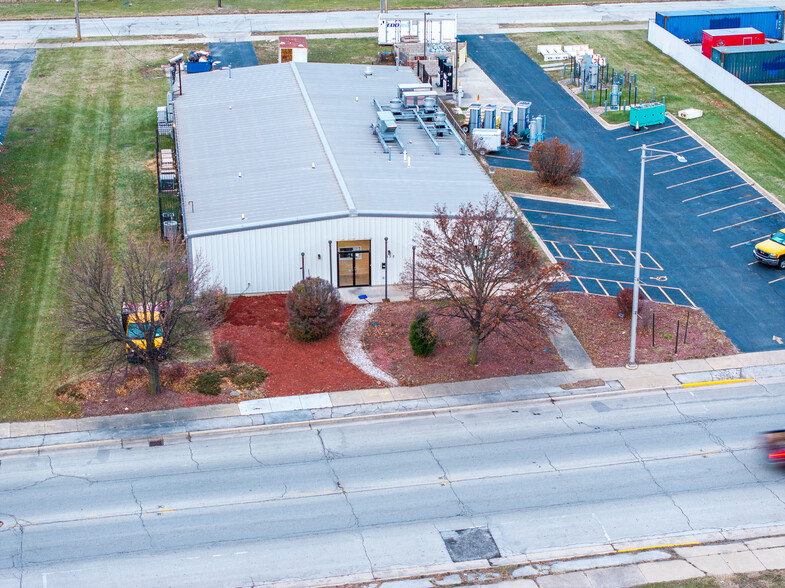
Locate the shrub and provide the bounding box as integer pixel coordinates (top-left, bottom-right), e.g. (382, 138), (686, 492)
(529, 137), (583, 186)
(228, 364), (269, 389)
(191, 371), (223, 395)
(616, 287), (645, 317)
(409, 308), (437, 357)
(215, 340), (239, 365)
(286, 277), (343, 342)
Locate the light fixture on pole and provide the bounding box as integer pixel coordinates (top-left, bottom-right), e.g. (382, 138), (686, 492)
(423, 12), (431, 61)
(627, 144), (687, 370)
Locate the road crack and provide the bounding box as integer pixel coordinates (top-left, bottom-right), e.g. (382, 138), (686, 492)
(548, 396), (575, 432)
(617, 430), (695, 530)
(130, 482), (154, 551)
(447, 410), (483, 443)
(187, 442), (201, 472)
(428, 442), (473, 517)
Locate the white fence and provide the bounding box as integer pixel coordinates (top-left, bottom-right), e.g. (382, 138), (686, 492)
(647, 21), (785, 140)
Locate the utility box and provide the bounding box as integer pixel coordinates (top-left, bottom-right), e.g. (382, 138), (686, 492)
(629, 101), (666, 128)
(712, 43), (785, 83)
(701, 27), (764, 58)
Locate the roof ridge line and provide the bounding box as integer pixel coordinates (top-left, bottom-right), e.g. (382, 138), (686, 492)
(289, 61), (357, 215)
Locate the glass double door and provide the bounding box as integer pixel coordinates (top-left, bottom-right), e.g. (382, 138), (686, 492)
(337, 240), (371, 287)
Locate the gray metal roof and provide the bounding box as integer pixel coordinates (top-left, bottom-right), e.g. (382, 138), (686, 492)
(174, 61), (498, 236)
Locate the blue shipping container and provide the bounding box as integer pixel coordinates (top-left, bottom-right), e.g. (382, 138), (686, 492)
(712, 43), (785, 83)
(655, 7), (784, 43)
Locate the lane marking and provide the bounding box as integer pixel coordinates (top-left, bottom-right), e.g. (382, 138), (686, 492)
(569, 276), (694, 306)
(596, 279), (610, 296)
(573, 276), (589, 293)
(569, 244), (581, 258)
(587, 245), (604, 262)
(617, 542), (700, 553)
(769, 276), (785, 284)
(545, 240), (660, 268)
(714, 211), (782, 232)
(532, 223), (632, 237)
(487, 154), (529, 162)
(616, 126), (674, 140)
(660, 288), (675, 305)
(519, 207), (615, 222)
(697, 196), (763, 217)
(683, 378), (754, 388)
(627, 135), (689, 151)
(683, 183), (749, 202)
(731, 234), (769, 248)
(653, 158), (716, 176)
(667, 169), (732, 189)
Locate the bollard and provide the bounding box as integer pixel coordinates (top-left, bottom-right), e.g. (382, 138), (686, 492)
(652, 312), (655, 346)
(684, 311), (689, 343)
(675, 320), (680, 354)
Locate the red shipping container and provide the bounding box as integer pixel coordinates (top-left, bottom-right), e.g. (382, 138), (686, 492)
(702, 27), (765, 58)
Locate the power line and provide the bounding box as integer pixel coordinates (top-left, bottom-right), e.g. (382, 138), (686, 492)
(84, 0), (153, 66)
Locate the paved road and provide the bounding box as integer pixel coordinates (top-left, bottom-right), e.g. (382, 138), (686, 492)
(0, 0), (762, 41)
(467, 34), (785, 352)
(2, 383), (785, 587)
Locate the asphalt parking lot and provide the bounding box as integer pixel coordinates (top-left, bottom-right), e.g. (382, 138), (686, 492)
(0, 49), (35, 142)
(464, 34), (785, 352)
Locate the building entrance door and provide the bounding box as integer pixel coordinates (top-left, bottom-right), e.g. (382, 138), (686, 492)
(337, 240), (371, 287)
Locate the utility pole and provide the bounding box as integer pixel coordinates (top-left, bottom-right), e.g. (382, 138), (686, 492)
(74, 0), (81, 41)
(422, 12), (430, 61)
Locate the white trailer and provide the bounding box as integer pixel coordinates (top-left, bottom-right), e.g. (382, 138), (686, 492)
(378, 14), (457, 45)
(471, 128), (502, 156)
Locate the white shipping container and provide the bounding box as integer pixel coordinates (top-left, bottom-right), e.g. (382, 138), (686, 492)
(378, 14), (457, 45)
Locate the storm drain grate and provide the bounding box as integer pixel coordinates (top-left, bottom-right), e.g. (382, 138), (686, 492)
(440, 527), (500, 562)
(148, 439), (164, 447)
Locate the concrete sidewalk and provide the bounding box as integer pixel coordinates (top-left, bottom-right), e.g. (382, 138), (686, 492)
(3, 348), (785, 452)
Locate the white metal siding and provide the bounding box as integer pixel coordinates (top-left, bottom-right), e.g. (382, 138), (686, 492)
(191, 216), (428, 294)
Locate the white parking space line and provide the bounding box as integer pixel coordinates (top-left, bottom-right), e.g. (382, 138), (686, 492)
(616, 126), (674, 140)
(519, 207), (615, 222)
(770, 276), (785, 284)
(653, 158), (716, 176)
(627, 135), (689, 151)
(683, 183), (749, 202)
(697, 197), (763, 217)
(667, 170), (733, 189)
(532, 223), (632, 237)
(731, 234), (771, 248)
(713, 211), (782, 232)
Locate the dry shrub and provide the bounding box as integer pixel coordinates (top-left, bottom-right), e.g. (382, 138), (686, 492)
(616, 287), (644, 317)
(529, 137), (583, 186)
(286, 277), (343, 342)
(215, 340), (239, 364)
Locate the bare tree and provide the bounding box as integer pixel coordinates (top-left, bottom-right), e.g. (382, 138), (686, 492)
(401, 195), (566, 365)
(529, 137), (583, 186)
(60, 237), (224, 395)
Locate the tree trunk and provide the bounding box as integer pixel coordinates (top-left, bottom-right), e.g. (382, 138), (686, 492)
(146, 358), (161, 395)
(468, 334), (480, 365)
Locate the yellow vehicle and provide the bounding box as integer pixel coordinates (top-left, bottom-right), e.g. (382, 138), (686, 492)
(753, 229), (785, 269)
(122, 302), (167, 363)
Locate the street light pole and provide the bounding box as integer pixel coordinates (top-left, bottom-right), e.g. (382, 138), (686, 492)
(627, 144), (687, 369)
(423, 12), (430, 61)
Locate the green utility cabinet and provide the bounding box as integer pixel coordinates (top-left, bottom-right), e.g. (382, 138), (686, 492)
(629, 101), (666, 128)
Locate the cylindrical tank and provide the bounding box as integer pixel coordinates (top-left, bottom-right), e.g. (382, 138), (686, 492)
(529, 117), (540, 147)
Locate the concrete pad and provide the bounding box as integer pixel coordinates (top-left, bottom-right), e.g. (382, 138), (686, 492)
(675, 542), (746, 558)
(487, 580), (537, 588)
(535, 372), (571, 387)
(686, 554), (734, 575)
(720, 550), (766, 573)
(583, 565), (648, 588)
(360, 388), (396, 404)
(421, 383), (459, 397)
(751, 546), (785, 570)
(705, 354), (756, 370)
(527, 545), (612, 564)
(550, 550), (671, 573)
(238, 398), (272, 415)
(472, 377), (511, 393)
(44, 419), (79, 434)
(616, 374), (680, 391)
(510, 565), (539, 577)
(267, 396), (304, 412)
(675, 358), (713, 373)
(263, 409), (312, 425)
(503, 374), (541, 389)
(432, 574), (462, 586)
(724, 524), (785, 541)
(0, 422), (9, 438)
(299, 392), (332, 409)
(328, 389), (365, 406)
(536, 571), (593, 588)
(389, 386), (425, 401)
(636, 560), (703, 583)
(9, 421), (47, 437)
(746, 537), (785, 550)
(379, 579), (434, 588)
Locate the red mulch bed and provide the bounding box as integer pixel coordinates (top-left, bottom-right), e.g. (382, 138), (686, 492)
(554, 292), (738, 367)
(214, 294), (380, 396)
(363, 301), (566, 385)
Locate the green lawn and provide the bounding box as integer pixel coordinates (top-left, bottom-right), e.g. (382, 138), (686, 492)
(509, 30), (785, 200)
(0, 47), (182, 421)
(754, 84), (785, 108)
(0, 0), (679, 20)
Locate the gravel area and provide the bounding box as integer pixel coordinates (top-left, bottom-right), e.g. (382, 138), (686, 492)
(339, 305), (399, 387)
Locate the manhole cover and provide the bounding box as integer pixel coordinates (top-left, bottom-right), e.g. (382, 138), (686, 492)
(440, 527), (500, 562)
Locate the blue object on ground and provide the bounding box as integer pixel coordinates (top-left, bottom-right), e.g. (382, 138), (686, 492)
(208, 42), (260, 69)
